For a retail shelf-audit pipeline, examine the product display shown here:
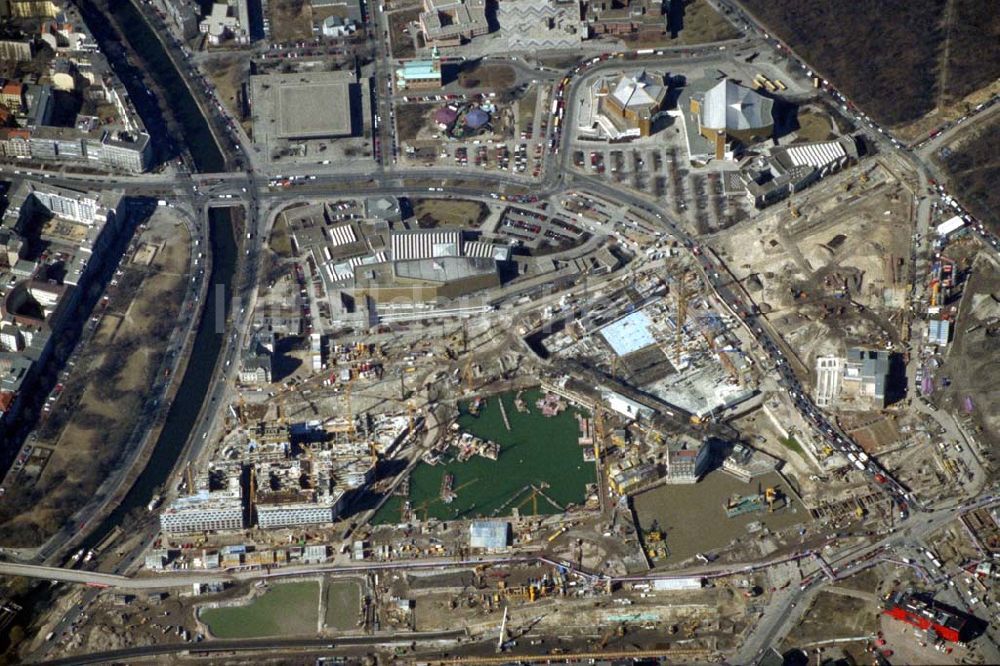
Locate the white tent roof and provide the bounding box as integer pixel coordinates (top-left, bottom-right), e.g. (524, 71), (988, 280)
(701, 79), (773, 131)
(611, 70), (665, 110)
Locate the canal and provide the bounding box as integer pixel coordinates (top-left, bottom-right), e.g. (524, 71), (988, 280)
(69, 0), (237, 541)
(84, 207), (237, 545)
(374, 388), (596, 524)
(76, 0), (226, 172)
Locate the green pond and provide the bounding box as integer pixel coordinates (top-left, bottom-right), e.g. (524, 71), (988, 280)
(373, 388), (595, 524)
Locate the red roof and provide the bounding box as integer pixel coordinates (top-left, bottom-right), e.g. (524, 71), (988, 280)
(0, 391), (15, 412)
(1, 82), (23, 96)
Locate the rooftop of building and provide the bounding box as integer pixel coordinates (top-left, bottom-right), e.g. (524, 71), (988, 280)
(698, 78), (773, 132)
(250, 70), (356, 139)
(610, 69), (666, 111)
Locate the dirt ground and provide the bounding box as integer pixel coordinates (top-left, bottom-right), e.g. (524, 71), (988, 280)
(516, 85), (538, 134)
(935, 250), (1000, 453)
(201, 54), (250, 132)
(781, 589), (877, 651)
(411, 198), (487, 229)
(715, 161), (914, 374)
(269, 215), (294, 257)
(458, 64), (516, 91)
(0, 211), (191, 547)
(270, 0), (314, 43)
(794, 108), (839, 143)
(387, 8), (420, 59)
(396, 103), (436, 143)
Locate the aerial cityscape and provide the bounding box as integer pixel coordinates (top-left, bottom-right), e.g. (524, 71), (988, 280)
(0, 0), (997, 664)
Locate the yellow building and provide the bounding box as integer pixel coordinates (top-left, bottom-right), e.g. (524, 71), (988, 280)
(690, 79), (774, 160)
(600, 69), (666, 137)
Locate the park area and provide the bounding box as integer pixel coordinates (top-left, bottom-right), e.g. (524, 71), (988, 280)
(0, 210), (191, 547)
(411, 198), (488, 229)
(200, 581), (319, 638)
(324, 579), (362, 631)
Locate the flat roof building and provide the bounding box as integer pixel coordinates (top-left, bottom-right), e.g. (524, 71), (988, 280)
(469, 520), (511, 551)
(419, 0), (488, 46)
(843, 347), (889, 407)
(160, 476), (245, 534)
(927, 319), (950, 346)
(250, 70), (358, 145)
(497, 0), (585, 51)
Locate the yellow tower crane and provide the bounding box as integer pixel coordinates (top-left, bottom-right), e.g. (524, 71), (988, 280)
(593, 407), (606, 459)
(342, 373), (356, 435)
(674, 272), (691, 366)
(463, 358), (475, 393)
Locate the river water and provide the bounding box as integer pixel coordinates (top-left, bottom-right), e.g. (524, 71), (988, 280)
(71, 0), (237, 543)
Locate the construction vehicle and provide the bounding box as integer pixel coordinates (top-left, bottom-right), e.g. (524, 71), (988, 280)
(547, 526), (568, 543)
(765, 487), (778, 512)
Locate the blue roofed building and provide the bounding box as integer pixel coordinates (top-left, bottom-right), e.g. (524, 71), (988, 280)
(927, 319), (950, 346)
(395, 52), (442, 91)
(469, 520), (511, 552)
(599, 310), (658, 357)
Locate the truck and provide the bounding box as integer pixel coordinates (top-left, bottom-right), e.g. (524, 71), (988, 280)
(157, 199), (168, 207)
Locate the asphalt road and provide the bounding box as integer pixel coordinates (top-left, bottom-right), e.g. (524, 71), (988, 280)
(38, 629), (465, 665)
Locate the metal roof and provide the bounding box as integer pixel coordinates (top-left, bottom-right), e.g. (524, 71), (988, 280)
(610, 69), (665, 111)
(785, 140), (847, 168)
(600, 310), (657, 356)
(469, 520), (510, 549)
(391, 229), (462, 261)
(397, 60), (440, 80)
(701, 79), (773, 132)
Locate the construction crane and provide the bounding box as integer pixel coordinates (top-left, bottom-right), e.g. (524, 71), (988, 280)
(497, 605), (508, 653)
(516, 486), (539, 516)
(673, 271), (691, 366)
(463, 358), (475, 393)
(593, 407), (606, 459)
(407, 400), (417, 434)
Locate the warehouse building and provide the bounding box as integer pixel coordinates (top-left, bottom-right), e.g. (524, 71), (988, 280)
(469, 520), (511, 551)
